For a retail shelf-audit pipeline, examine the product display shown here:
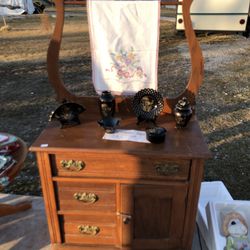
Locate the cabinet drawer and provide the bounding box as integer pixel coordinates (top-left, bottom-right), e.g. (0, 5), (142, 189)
(51, 153), (190, 180)
(60, 214), (117, 245)
(55, 182), (116, 212)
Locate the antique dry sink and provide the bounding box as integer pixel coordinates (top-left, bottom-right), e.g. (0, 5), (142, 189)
(30, 0), (210, 249)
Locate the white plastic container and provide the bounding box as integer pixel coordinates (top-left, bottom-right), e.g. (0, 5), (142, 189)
(176, 0), (250, 32)
(206, 200), (250, 250)
(197, 181), (233, 249)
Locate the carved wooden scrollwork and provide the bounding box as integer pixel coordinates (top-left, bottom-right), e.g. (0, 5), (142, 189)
(47, 0), (203, 114)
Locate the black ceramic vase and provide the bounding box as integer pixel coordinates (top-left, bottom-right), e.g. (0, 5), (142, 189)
(98, 91), (119, 133)
(174, 97), (192, 128)
(99, 91), (116, 118)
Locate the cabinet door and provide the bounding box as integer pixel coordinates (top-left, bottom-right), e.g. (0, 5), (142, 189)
(121, 184), (188, 249)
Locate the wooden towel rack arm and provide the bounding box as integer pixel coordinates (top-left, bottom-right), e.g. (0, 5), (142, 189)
(47, 0), (87, 104)
(164, 0), (204, 113)
(47, 0), (204, 114)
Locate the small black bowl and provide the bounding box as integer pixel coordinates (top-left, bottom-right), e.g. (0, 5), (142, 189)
(146, 127), (166, 144)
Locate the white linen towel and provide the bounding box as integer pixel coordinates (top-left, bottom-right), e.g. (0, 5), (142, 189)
(87, 0), (160, 95)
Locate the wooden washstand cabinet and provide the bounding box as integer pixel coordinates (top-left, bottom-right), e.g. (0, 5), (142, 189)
(30, 103), (210, 250)
(30, 0), (210, 249)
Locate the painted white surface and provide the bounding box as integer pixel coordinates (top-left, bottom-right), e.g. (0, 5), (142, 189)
(197, 181), (233, 250)
(178, 0), (250, 14)
(176, 0), (250, 31)
(206, 200), (250, 250)
(177, 14), (249, 31)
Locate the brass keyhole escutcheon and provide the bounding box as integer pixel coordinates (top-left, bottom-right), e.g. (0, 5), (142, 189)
(123, 215), (132, 224)
(117, 212), (132, 225)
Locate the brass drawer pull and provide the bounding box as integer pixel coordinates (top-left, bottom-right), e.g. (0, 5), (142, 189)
(155, 164), (180, 176)
(60, 160), (85, 171)
(74, 192), (98, 203)
(78, 225), (100, 235)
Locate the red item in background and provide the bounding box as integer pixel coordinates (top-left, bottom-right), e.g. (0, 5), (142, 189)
(0, 142), (20, 155)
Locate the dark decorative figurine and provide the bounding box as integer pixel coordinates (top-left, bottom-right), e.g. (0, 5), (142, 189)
(174, 97), (193, 128)
(98, 91), (119, 133)
(98, 117), (120, 134)
(146, 127), (166, 144)
(50, 102), (86, 129)
(132, 88), (164, 125)
(99, 91), (116, 118)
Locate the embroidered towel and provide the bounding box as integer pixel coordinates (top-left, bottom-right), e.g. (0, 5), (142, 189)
(88, 0), (160, 95)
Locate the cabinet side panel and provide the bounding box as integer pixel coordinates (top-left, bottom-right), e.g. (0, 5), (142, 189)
(36, 152), (61, 243)
(116, 183), (122, 247)
(182, 159), (204, 249)
(121, 185), (134, 247)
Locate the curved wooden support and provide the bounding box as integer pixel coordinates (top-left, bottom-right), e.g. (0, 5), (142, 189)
(47, 0), (85, 104)
(183, 0), (204, 96)
(165, 0), (204, 113)
(47, 0), (204, 113)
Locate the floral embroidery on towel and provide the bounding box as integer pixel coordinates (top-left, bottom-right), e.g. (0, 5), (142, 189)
(106, 47), (147, 80)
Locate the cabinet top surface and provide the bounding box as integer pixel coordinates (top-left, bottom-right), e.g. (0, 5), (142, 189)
(30, 108), (210, 159)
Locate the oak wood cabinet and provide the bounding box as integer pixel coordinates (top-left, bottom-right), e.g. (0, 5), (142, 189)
(40, 0), (208, 248)
(30, 107), (210, 250)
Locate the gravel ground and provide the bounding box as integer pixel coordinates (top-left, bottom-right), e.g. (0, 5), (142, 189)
(0, 12), (249, 199)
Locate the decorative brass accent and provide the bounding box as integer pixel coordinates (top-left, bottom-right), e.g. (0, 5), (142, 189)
(73, 192), (98, 203)
(155, 163), (180, 176)
(117, 212), (132, 225)
(123, 215), (132, 225)
(78, 225), (100, 235)
(60, 160), (85, 171)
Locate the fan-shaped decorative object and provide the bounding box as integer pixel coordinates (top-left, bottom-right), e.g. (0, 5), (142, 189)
(50, 102), (86, 129)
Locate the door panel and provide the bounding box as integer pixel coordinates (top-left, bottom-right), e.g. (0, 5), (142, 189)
(121, 184), (188, 249)
(134, 190), (171, 239)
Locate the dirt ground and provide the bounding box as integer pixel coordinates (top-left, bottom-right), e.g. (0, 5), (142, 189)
(0, 10), (249, 199)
